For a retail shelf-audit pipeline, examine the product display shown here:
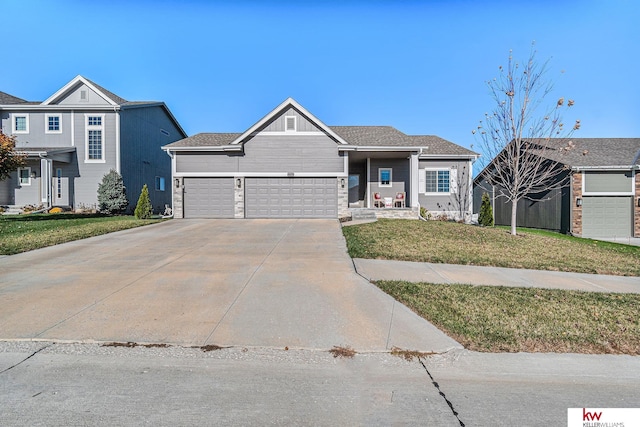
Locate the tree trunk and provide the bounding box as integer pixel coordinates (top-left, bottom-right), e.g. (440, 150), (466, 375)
(510, 199), (518, 235)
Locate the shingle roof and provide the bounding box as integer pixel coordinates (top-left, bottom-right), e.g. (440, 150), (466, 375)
(165, 126), (478, 157)
(0, 91), (27, 104)
(531, 138), (640, 167)
(84, 77), (128, 104)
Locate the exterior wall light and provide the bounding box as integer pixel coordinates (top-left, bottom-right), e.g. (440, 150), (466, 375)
(341, 178), (345, 188)
(576, 198), (582, 207)
(30, 171), (37, 179)
(236, 178), (242, 189)
(175, 178), (180, 188)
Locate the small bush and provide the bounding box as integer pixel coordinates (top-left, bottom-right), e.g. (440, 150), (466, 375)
(134, 184), (153, 219)
(97, 169), (128, 214)
(48, 207), (63, 214)
(478, 192), (494, 226)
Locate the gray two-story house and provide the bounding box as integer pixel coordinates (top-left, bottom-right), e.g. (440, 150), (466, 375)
(163, 98), (478, 220)
(0, 75), (186, 212)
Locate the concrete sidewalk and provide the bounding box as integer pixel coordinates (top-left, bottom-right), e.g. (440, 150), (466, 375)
(354, 258), (640, 293)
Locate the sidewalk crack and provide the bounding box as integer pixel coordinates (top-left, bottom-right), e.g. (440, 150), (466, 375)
(418, 357), (465, 427)
(0, 343), (52, 374)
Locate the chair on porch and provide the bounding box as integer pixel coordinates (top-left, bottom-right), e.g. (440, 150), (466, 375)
(373, 192), (385, 208)
(393, 192), (406, 208)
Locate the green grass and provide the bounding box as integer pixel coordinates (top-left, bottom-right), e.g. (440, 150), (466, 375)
(0, 213), (164, 255)
(376, 281), (640, 355)
(342, 219), (640, 276)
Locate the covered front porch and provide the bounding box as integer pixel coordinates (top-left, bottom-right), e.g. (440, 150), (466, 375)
(344, 149), (420, 219)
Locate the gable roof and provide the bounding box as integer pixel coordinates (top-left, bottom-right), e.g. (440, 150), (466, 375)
(42, 75), (128, 106)
(0, 91), (27, 104)
(536, 138), (640, 168)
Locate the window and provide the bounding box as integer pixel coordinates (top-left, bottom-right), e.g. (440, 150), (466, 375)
(85, 114), (104, 162)
(155, 176), (165, 192)
(379, 168), (392, 187)
(12, 114), (29, 134)
(18, 167), (31, 186)
(56, 168), (62, 198)
(425, 170), (450, 193)
(285, 116), (296, 132)
(46, 114), (62, 133)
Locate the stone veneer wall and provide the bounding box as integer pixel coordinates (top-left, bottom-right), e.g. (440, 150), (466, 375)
(173, 177), (184, 219)
(635, 172), (640, 237)
(571, 172), (582, 236)
(338, 178), (350, 219)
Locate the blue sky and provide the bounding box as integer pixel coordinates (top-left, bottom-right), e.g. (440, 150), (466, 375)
(2, 0), (638, 158)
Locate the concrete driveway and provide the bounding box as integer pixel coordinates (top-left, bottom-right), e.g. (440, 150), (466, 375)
(0, 219), (458, 353)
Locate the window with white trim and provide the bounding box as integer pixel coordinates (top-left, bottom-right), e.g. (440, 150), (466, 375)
(379, 168), (392, 187)
(46, 114), (62, 133)
(12, 114), (29, 134)
(85, 114), (104, 162)
(18, 167), (31, 185)
(285, 116), (296, 132)
(155, 176), (165, 192)
(425, 170), (450, 193)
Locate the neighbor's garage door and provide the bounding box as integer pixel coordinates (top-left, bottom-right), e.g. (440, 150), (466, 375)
(582, 196), (632, 238)
(183, 178), (234, 218)
(245, 177), (337, 218)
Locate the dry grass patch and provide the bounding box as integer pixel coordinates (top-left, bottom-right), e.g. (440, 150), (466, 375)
(329, 346), (357, 358)
(390, 347), (436, 361)
(342, 219), (640, 276)
(376, 281), (640, 355)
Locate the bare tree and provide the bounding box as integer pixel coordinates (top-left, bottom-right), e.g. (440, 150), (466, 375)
(474, 45), (580, 235)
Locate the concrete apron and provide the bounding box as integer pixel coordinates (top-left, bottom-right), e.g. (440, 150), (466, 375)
(0, 219), (460, 353)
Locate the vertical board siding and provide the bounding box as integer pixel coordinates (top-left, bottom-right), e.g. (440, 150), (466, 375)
(120, 106), (183, 213)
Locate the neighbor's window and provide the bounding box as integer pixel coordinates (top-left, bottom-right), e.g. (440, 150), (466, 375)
(85, 114), (104, 162)
(155, 176), (165, 192)
(425, 170), (450, 193)
(379, 168), (392, 186)
(18, 167), (31, 185)
(13, 114), (29, 133)
(46, 114), (61, 133)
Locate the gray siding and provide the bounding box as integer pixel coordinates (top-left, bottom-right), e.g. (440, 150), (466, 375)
(417, 159), (470, 214)
(261, 106), (323, 133)
(0, 175), (13, 204)
(2, 111), (73, 147)
(176, 134), (344, 175)
(584, 171), (633, 193)
(120, 106), (182, 213)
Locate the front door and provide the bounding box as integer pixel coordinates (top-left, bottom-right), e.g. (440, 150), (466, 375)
(52, 168), (69, 206)
(348, 174), (359, 205)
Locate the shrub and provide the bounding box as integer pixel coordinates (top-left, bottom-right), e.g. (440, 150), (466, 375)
(48, 207), (63, 214)
(478, 192), (494, 226)
(134, 184), (153, 219)
(97, 169), (128, 214)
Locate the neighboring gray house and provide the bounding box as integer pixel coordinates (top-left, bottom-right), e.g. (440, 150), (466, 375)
(163, 98), (478, 220)
(474, 138), (640, 238)
(0, 75), (186, 212)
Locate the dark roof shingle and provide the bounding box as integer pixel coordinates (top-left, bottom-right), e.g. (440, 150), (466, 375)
(0, 91), (27, 104)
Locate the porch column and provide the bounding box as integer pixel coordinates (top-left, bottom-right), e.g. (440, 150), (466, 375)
(366, 157), (371, 208)
(410, 152), (419, 208)
(40, 158), (52, 208)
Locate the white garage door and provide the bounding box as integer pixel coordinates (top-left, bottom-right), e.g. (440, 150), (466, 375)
(582, 196), (632, 238)
(245, 177), (337, 218)
(183, 178), (234, 218)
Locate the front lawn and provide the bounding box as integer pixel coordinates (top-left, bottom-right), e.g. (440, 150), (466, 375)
(377, 281), (640, 355)
(0, 213), (164, 255)
(342, 219), (640, 276)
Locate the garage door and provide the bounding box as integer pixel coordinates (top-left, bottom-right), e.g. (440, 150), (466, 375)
(245, 177), (337, 218)
(183, 178), (234, 218)
(582, 196), (632, 238)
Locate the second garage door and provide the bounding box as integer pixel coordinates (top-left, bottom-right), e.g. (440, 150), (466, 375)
(582, 196), (632, 238)
(245, 177), (337, 218)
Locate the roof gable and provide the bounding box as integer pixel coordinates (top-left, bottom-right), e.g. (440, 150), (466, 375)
(42, 75), (128, 106)
(230, 98), (348, 145)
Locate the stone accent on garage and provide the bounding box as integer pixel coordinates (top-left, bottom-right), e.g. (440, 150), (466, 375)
(235, 177), (245, 219)
(173, 177), (184, 219)
(571, 172), (582, 236)
(635, 172), (640, 237)
(350, 208), (419, 219)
